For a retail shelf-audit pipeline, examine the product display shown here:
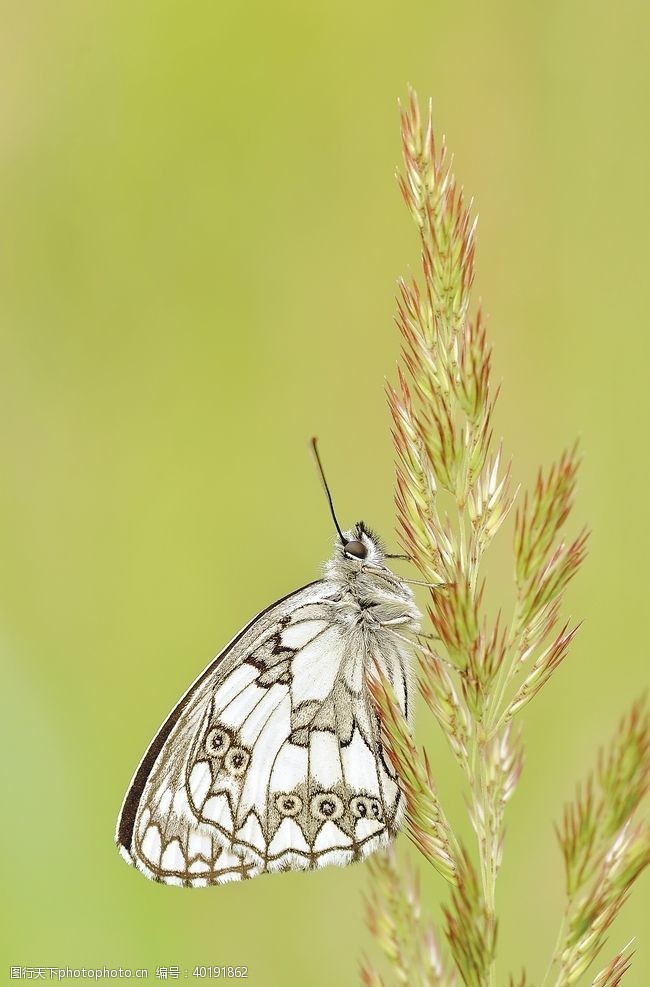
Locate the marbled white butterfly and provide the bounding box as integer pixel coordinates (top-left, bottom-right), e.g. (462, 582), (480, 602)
(116, 441), (421, 885)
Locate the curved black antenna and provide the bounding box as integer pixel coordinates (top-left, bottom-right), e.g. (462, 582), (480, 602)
(310, 437), (346, 545)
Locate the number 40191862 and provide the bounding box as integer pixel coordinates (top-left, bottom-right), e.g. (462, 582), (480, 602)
(192, 968), (248, 979)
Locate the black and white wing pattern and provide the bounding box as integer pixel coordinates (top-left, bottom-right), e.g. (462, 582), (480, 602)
(116, 579), (409, 886)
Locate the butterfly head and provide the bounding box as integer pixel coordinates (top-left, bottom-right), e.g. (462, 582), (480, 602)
(338, 521), (384, 566)
(323, 521), (387, 583)
(324, 520), (415, 605)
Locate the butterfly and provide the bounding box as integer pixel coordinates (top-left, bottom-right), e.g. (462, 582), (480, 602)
(116, 444), (421, 887)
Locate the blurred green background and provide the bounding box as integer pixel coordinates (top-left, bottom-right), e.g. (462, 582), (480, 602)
(1, 0), (648, 983)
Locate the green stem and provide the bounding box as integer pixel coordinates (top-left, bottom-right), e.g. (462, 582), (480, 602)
(540, 912), (567, 987)
(472, 732), (498, 987)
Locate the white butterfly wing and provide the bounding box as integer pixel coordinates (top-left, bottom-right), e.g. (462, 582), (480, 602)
(117, 581), (323, 885)
(116, 580), (409, 885)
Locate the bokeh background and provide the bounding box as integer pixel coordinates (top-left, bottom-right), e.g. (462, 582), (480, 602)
(1, 1), (648, 984)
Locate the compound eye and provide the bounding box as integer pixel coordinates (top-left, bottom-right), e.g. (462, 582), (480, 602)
(344, 539), (367, 559)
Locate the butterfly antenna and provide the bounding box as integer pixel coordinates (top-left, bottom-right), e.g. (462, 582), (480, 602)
(310, 437), (346, 545)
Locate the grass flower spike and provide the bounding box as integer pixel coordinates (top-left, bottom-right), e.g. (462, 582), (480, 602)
(362, 89), (649, 987)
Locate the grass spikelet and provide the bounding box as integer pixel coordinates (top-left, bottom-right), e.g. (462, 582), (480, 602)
(368, 663), (458, 885)
(361, 88), (648, 987)
(590, 942), (635, 987)
(547, 701), (650, 985)
(443, 848), (496, 987)
(364, 850), (457, 987)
